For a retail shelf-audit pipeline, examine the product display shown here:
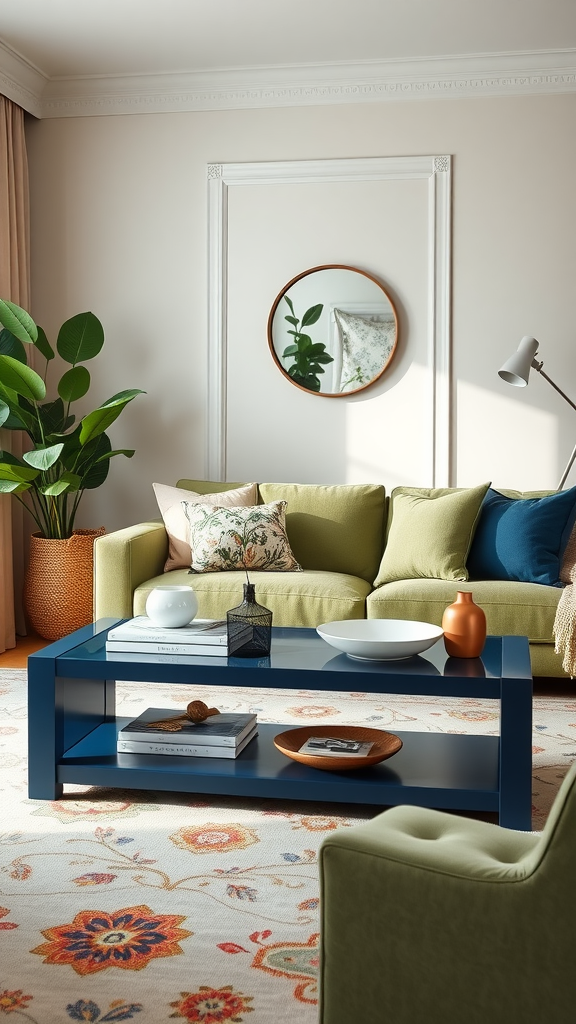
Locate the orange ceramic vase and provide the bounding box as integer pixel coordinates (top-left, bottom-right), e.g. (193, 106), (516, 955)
(441, 591), (487, 658)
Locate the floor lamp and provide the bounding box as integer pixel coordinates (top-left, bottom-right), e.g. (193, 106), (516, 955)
(498, 336), (576, 490)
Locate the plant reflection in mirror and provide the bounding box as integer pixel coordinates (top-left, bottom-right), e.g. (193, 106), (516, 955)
(281, 296), (333, 392)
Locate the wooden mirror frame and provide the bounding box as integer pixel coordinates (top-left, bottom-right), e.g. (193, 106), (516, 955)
(267, 264), (399, 398)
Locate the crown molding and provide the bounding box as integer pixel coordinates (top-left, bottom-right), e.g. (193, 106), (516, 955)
(0, 39), (45, 117)
(2, 44), (576, 118)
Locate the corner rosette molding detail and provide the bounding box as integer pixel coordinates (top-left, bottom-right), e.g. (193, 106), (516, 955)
(433, 156), (450, 173)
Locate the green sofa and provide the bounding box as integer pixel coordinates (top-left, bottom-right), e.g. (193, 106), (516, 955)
(93, 479), (567, 678)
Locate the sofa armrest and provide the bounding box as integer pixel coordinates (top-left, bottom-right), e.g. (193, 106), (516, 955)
(93, 520), (168, 620)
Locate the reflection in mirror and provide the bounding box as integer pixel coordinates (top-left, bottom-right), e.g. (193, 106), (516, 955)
(267, 265), (398, 397)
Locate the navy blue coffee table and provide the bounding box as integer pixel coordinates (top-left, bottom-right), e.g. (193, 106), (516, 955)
(27, 622), (533, 830)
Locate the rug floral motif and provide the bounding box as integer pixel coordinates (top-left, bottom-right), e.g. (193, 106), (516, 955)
(0, 668), (574, 1022)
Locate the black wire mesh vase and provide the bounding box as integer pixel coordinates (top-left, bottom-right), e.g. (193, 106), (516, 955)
(227, 582), (273, 657)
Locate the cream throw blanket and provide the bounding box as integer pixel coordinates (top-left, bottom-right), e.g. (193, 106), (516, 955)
(554, 529), (576, 676)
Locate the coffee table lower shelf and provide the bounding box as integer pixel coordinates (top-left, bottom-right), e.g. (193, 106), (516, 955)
(57, 721), (501, 815)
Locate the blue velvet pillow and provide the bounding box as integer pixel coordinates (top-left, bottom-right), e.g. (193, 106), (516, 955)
(467, 487), (576, 587)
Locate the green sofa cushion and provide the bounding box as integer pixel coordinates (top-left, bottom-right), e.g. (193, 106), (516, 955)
(258, 482), (386, 583)
(374, 483), (490, 586)
(135, 568), (371, 628)
(366, 577), (560, 643)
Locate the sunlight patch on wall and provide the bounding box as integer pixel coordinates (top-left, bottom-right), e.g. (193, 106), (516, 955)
(345, 362), (433, 488)
(456, 380), (559, 491)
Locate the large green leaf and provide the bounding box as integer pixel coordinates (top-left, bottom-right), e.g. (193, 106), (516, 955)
(74, 432), (110, 488)
(301, 304), (323, 327)
(58, 365), (90, 402)
(0, 300), (38, 344)
(284, 295), (295, 315)
(0, 387), (35, 431)
(40, 471), (82, 496)
(57, 312), (104, 364)
(0, 459), (38, 483)
(34, 325), (54, 362)
(38, 398), (68, 436)
(79, 389), (144, 445)
(82, 447), (136, 491)
(0, 479), (31, 493)
(0, 355), (46, 402)
(23, 443), (64, 471)
(0, 400), (10, 428)
(0, 328), (27, 363)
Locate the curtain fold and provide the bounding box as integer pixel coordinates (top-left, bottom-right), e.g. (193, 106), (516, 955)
(0, 95), (31, 652)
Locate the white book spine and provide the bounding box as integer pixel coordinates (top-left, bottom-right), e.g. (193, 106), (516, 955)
(107, 619), (227, 645)
(106, 640), (228, 657)
(117, 733), (256, 758)
(119, 729), (243, 747)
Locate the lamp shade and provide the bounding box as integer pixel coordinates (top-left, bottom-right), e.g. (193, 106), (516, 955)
(498, 336), (539, 387)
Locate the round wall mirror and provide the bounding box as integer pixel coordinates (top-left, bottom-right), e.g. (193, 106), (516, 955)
(267, 265), (398, 397)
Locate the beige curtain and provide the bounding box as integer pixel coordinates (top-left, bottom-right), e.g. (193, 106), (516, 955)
(0, 95), (31, 651)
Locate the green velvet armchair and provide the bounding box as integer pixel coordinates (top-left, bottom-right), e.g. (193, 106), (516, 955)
(318, 761), (576, 1023)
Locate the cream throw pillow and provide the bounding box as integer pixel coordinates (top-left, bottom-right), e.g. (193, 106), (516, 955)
(153, 481), (258, 571)
(182, 500), (302, 573)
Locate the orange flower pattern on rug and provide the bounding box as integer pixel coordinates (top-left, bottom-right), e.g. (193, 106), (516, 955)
(251, 933), (319, 1004)
(0, 670), (573, 1022)
(169, 985), (254, 1022)
(0, 907), (18, 930)
(0, 989), (33, 1013)
(218, 931), (320, 1004)
(31, 905), (192, 975)
(170, 823), (259, 854)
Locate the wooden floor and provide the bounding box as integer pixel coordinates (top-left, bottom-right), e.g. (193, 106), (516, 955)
(0, 634), (51, 668)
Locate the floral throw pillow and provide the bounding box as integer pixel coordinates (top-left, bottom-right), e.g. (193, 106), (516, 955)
(153, 481), (258, 571)
(182, 500), (303, 573)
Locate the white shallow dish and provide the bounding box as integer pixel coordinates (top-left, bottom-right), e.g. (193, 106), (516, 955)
(317, 619), (444, 661)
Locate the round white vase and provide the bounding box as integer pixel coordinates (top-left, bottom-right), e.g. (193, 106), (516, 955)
(145, 585), (198, 628)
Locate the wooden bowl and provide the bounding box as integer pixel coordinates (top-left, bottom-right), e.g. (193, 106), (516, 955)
(273, 725), (403, 772)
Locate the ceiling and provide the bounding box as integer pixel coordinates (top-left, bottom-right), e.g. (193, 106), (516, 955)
(1, 0), (576, 117)
(1, 0), (576, 77)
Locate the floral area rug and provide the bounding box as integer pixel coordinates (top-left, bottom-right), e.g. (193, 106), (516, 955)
(1, 667), (575, 1023)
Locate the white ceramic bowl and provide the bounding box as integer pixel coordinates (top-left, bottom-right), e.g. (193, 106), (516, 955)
(316, 619), (444, 661)
(145, 585), (199, 628)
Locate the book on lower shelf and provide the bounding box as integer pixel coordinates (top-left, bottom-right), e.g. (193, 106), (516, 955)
(117, 725), (258, 759)
(106, 617), (228, 655)
(117, 707), (257, 747)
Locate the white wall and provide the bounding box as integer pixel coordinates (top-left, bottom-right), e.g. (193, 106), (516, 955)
(25, 93), (576, 531)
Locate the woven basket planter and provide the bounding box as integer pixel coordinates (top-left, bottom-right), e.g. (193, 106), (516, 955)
(24, 528), (105, 641)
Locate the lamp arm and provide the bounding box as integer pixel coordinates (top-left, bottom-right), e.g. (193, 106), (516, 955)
(532, 360), (576, 488)
(533, 360), (576, 414)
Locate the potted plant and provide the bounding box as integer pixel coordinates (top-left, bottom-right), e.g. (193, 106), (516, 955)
(0, 298), (144, 639)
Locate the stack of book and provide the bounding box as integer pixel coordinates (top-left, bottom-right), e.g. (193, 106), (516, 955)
(106, 617), (228, 657)
(117, 707), (258, 759)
